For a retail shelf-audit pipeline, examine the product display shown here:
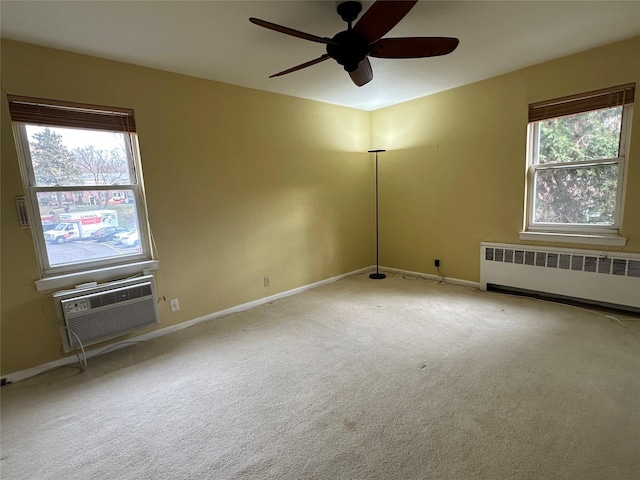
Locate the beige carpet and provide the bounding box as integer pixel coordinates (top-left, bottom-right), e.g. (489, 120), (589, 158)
(2, 272), (639, 479)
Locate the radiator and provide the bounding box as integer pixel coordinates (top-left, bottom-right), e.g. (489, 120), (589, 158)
(480, 242), (640, 310)
(53, 275), (159, 352)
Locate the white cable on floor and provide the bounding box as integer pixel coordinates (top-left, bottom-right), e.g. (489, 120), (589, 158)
(392, 268), (633, 327)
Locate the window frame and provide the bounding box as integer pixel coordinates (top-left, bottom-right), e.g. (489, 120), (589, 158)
(9, 96), (154, 281)
(523, 84), (634, 244)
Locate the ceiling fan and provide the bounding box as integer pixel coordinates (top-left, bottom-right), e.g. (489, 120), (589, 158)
(249, 0), (459, 87)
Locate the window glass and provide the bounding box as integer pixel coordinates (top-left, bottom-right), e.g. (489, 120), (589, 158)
(533, 164), (618, 225)
(36, 190), (141, 267)
(536, 107), (622, 165)
(26, 125), (133, 186)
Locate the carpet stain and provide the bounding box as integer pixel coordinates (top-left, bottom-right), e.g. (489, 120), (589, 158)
(343, 419), (357, 431)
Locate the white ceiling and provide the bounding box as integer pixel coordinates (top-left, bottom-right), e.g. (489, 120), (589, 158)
(2, 1), (639, 111)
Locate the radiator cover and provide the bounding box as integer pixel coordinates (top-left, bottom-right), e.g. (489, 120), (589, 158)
(54, 275), (159, 352)
(480, 242), (640, 310)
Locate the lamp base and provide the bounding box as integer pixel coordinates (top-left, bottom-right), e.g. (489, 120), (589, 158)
(369, 272), (386, 280)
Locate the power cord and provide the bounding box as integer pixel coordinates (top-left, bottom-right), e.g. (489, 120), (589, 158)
(466, 285), (630, 327)
(378, 268), (631, 327)
(435, 266), (447, 285)
(58, 324), (88, 371)
(92, 340), (145, 356)
(397, 269), (447, 285)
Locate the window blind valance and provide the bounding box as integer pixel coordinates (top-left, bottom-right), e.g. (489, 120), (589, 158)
(7, 95), (136, 133)
(529, 83), (635, 123)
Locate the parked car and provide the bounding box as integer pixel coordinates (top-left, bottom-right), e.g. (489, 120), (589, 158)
(114, 227), (136, 244)
(91, 226), (127, 242)
(108, 192), (133, 204)
(121, 230), (140, 247)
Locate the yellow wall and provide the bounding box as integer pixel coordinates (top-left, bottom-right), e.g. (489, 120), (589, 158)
(2, 36), (639, 376)
(1, 40), (373, 375)
(371, 36), (640, 281)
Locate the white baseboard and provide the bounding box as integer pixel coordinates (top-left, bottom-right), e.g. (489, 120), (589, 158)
(2, 266), (374, 384)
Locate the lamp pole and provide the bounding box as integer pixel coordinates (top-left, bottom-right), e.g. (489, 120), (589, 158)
(369, 149), (386, 280)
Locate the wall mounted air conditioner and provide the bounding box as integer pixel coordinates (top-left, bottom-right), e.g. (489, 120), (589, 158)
(53, 275), (159, 352)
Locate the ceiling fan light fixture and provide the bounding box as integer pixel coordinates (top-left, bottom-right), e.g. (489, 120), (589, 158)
(349, 58), (373, 87)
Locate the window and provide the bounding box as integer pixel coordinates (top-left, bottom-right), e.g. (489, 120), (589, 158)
(9, 96), (154, 282)
(523, 84), (634, 245)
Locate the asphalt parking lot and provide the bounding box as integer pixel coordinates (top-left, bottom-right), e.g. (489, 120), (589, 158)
(46, 240), (140, 266)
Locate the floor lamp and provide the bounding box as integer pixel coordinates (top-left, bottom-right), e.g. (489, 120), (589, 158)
(369, 149), (386, 280)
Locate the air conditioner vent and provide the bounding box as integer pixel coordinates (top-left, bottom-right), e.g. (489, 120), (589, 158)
(88, 283), (152, 309)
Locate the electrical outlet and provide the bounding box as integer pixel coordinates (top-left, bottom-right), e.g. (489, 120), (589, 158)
(170, 298), (180, 312)
(264, 276), (270, 287)
(434, 259), (440, 267)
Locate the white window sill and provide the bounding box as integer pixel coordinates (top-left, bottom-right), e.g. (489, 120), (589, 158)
(35, 260), (160, 292)
(519, 231), (626, 247)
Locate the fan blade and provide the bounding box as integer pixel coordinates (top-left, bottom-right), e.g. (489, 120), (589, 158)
(353, 0), (418, 45)
(269, 54), (332, 78)
(250, 18), (338, 45)
(370, 37), (459, 58)
(349, 58), (373, 87)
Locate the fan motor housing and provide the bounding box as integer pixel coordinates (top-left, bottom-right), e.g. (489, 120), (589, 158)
(326, 30), (368, 72)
